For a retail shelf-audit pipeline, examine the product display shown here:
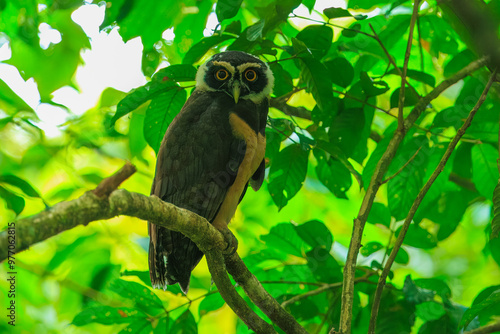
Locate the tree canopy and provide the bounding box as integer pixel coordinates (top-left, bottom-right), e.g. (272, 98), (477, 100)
(1, 0), (500, 333)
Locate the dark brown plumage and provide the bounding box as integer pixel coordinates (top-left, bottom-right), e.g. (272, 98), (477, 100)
(148, 51), (274, 293)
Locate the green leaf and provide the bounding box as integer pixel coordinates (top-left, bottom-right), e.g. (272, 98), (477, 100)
(323, 7), (353, 19)
(361, 241), (383, 256)
(296, 25), (333, 59)
(387, 136), (428, 220)
(118, 319), (154, 334)
(268, 144), (309, 210)
(387, 68), (436, 87)
(460, 288), (500, 329)
(142, 48), (160, 77)
(416, 301), (446, 322)
(246, 20), (265, 41)
(143, 87), (187, 155)
(129, 113), (148, 159)
(72, 306), (147, 326)
(328, 107), (365, 158)
(443, 49), (476, 77)
(342, 23), (361, 38)
(391, 247), (409, 265)
(390, 86), (420, 109)
(490, 238), (500, 267)
(294, 220), (333, 250)
(216, 0), (243, 22)
(269, 63), (294, 98)
(110, 279), (164, 313)
(399, 224), (438, 249)
(472, 143), (498, 199)
(299, 57), (335, 112)
(306, 246), (342, 283)
(152, 64), (197, 83)
(260, 223), (305, 257)
(0, 78), (34, 113)
(170, 310), (197, 334)
(359, 72), (390, 97)
(111, 82), (176, 126)
(0, 174), (41, 198)
(0, 185), (25, 215)
(414, 278), (452, 299)
(199, 293), (225, 317)
(403, 275), (435, 304)
(325, 57), (354, 88)
(493, 182), (500, 239)
(182, 35), (236, 65)
(121, 270), (153, 288)
(367, 202), (391, 227)
(314, 149), (352, 199)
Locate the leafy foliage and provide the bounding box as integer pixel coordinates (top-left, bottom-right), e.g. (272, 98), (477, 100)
(1, 0), (500, 333)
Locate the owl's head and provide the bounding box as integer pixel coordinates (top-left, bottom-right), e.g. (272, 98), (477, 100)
(195, 51), (274, 104)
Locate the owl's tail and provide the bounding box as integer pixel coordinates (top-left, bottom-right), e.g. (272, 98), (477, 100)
(148, 224), (204, 294)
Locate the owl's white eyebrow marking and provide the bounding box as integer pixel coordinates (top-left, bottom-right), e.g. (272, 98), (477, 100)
(212, 61), (236, 74)
(237, 63), (262, 72)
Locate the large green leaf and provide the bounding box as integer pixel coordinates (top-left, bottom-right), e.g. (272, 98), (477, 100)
(306, 246), (342, 283)
(325, 57), (354, 88)
(387, 136), (429, 220)
(183, 35), (236, 64)
(143, 87), (187, 154)
(460, 288), (500, 329)
(298, 57), (335, 112)
(170, 310), (197, 334)
(296, 25), (333, 59)
(268, 143), (309, 210)
(260, 223), (305, 258)
(72, 306), (147, 326)
(399, 224), (438, 249)
(0, 186), (25, 215)
(314, 149), (352, 199)
(471, 143), (498, 199)
(492, 182), (500, 239)
(199, 293), (225, 317)
(367, 202), (391, 228)
(109, 279), (164, 313)
(328, 107), (365, 158)
(216, 0), (243, 22)
(0, 174), (41, 198)
(294, 220), (334, 250)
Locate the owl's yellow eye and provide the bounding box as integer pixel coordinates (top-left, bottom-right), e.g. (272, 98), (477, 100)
(245, 69), (257, 82)
(215, 69), (229, 81)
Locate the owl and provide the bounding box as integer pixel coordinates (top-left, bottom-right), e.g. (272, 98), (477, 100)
(148, 51), (274, 293)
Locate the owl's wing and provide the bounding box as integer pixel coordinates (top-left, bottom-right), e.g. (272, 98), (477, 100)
(148, 90), (246, 293)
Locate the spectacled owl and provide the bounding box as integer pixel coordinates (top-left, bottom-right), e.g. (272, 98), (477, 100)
(148, 51), (274, 293)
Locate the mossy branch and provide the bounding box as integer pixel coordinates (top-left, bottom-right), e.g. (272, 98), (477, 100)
(0, 164), (307, 334)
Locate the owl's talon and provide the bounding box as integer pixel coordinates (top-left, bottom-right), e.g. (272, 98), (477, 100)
(219, 228), (238, 255)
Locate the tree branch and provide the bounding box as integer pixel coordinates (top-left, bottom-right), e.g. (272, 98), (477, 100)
(397, 0), (421, 129)
(0, 164), (307, 334)
(338, 56), (488, 334)
(464, 321), (500, 334)
(368, 69), (497, 334)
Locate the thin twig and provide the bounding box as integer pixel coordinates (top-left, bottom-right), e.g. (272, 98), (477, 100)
(382, 146), (422, 184)
(338, 56), (488, 334)
(367, 69), (497, 334)
(282, 274), (372, 309)
(397, 0), (422, 130)
(291, 14), (376, 39)
(368, 24), (420, 101)
(332, 88), (392, 115)
(93, 162), (136, 198)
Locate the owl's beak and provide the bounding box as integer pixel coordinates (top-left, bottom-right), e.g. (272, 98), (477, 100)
(232, 83), (241, 104)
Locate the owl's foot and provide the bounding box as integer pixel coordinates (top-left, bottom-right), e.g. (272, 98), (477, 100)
(219, 228), (238, 256)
